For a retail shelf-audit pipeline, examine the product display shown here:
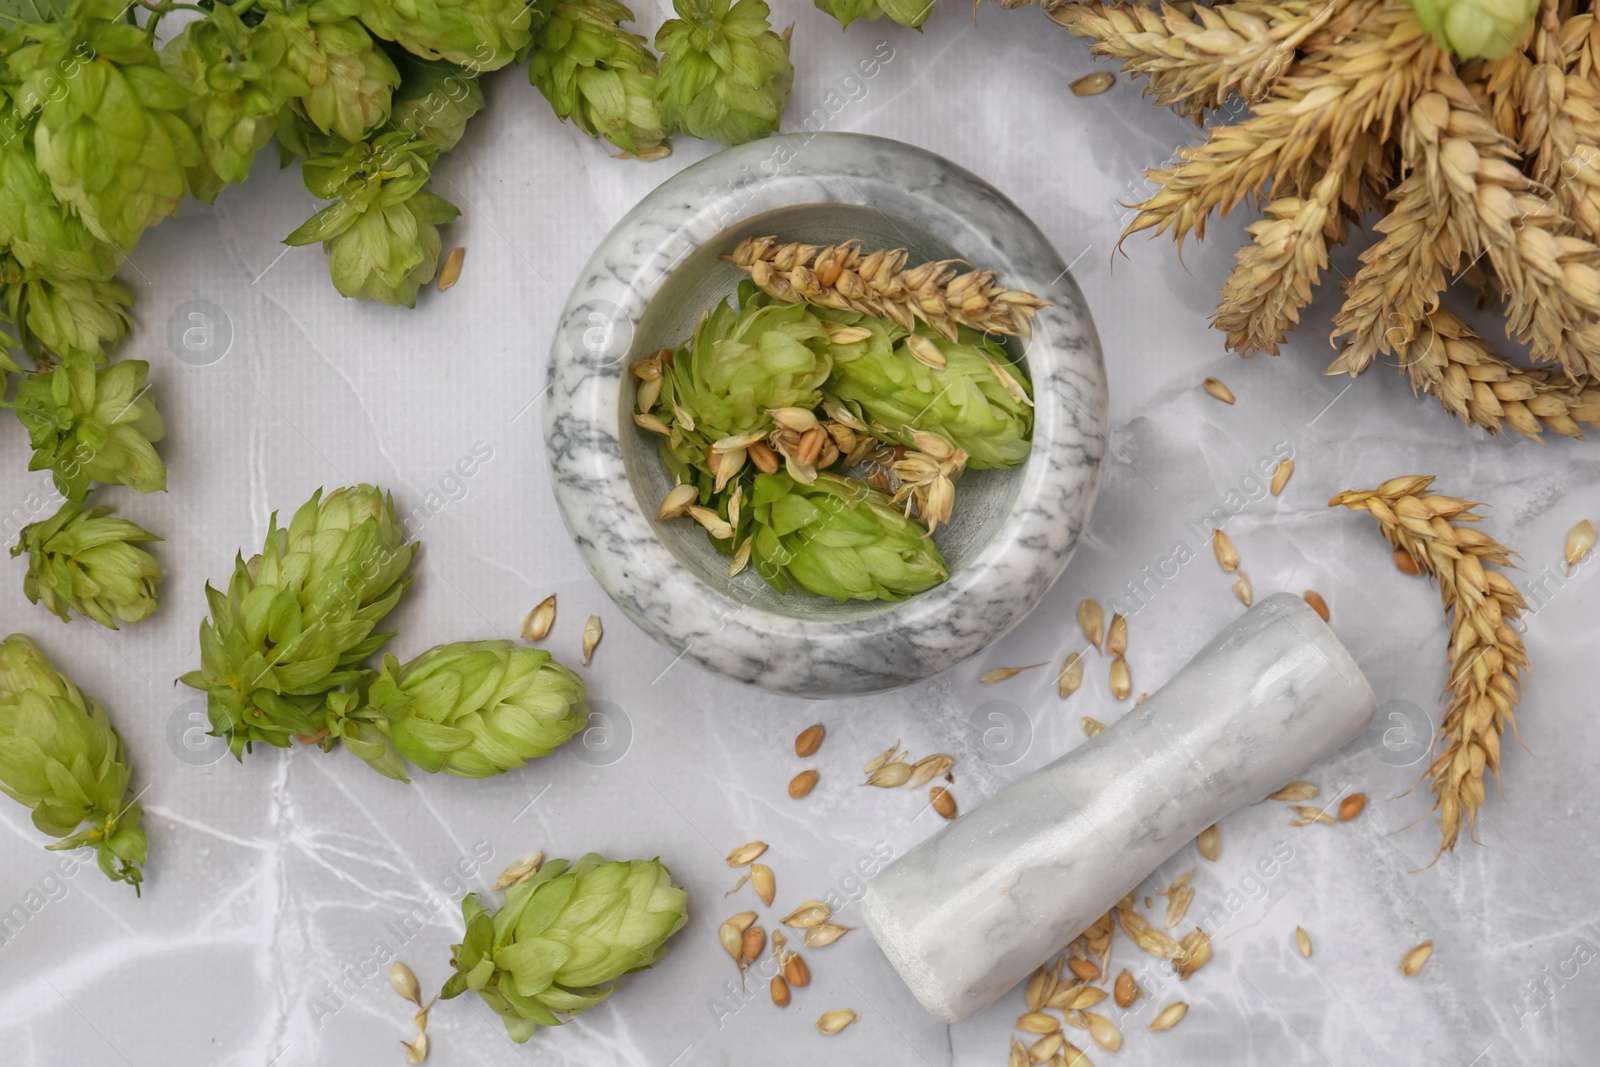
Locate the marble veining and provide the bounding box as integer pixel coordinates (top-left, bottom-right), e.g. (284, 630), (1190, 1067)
(544, 133), (1109, 694)
(861, 594), (1377, 1021)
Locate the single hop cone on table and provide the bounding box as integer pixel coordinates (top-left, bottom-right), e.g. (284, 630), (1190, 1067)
(356, 640), (588, 782)
(748, 471), (948, 600)
(342, 0), (534, 70)
(388, 52), (487, 151)
(179, 485), (418, 760)
(1405, 0), (1538, 59)
(284, 131), (459, 307)
(0, 635), (149, 891)
(162, 2), (309, 200)
(441, 854), (689, 1043)
(654, 0), (793, 146)
(528, 0), (673, 159)
(279, 2), (401, 144)
(13, 500), (162, 629)
(12, 351), (166, 503)
(5, 0), (200, 251)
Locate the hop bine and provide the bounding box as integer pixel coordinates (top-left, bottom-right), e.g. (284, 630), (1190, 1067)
(180, 485), (418, 759)
(442, 853), (689, 1042)
(0, 635), (148, 892)
(284, 131), (460, 307)
(655, 0), (793, 146)
(13, 499), (162, 628)
(528, 0), (673, 159)
(354, 640), (588, 781)
(11, 351), (167, 502)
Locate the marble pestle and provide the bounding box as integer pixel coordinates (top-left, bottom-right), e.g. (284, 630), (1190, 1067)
(861, 593), (1377, 1022)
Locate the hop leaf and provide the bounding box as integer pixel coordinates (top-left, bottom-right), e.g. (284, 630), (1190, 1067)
(441, 854), (688, 1042)
(748, 471), (948, 600)
(655, 0), (793, 146)
(342, 0), (534, 70)
(179, 485), (418, 759)
(0, 634), (148, 891)
(7, 0), (200, 250)
(529, 0), (672, 159)
(12, 499), (162, 628)
(819, 312), (1034, 469)
(390, 52), (486, 151)
(12, 351), (166, 502)
(1405, 0), (1538, 59)
(284, 132), (460, 306)
(361, 640), (588, 781)
(280, 2), (400, 143)
(162, 2), (309, 198)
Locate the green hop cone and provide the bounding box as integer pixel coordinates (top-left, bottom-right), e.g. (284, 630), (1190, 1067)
(0, 107), (122, 283)
(13, 499), (162, 628)
(814, 0), (932, 29)
(338, 0), (533, 70)
(661, 290), (833, 441)
(0, 635), (148, 891)
(284, 131), (459, 306)
(162, 2), (309, 199)
(179, 485), (418, 758)
(7, 0), (201, 250)
(748, 471), (948, 600)
(441, 853), (689, 1042)
(1406, 0), (1538, 59)
(820, 313), (1033, 469)
(12, 351), (165, 502)
(359, 640), (587, 781)
(528, 0), (672, 159)
(1, 255), (132, 362)
(281, 2), (401, 144)
(655, 0), (793, 146)
(390, 52), (486, 151)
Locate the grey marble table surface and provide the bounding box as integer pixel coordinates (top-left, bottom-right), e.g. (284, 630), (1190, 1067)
(2, 5), (1596, 1066)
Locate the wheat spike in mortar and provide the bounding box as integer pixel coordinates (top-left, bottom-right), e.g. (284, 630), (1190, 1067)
(861, 593), (1376, 1021)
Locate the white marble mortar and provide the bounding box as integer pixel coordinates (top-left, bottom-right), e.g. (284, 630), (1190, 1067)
(544, 133), (1108, 695)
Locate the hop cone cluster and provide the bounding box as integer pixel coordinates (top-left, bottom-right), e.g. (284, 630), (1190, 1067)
(528, 0), (671, 159)
(1405, 0), (1537, 59)
(12, 352), (166, 502)
(442, 854), (688, 1042)
(6, 0), (199, 252)
(13, 500), (162, 628)
(345, 0), (534, 70)
(748, 471), (947, 600)
(0, 635), (148, 891)
(180, 485), (417, 758)
(284, 131), (459, 307)
(655, 0), (792, 146)
(359, 640), (587, 781)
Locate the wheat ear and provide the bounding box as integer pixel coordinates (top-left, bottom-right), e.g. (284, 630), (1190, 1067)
(1330, 476), (1528, 861)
